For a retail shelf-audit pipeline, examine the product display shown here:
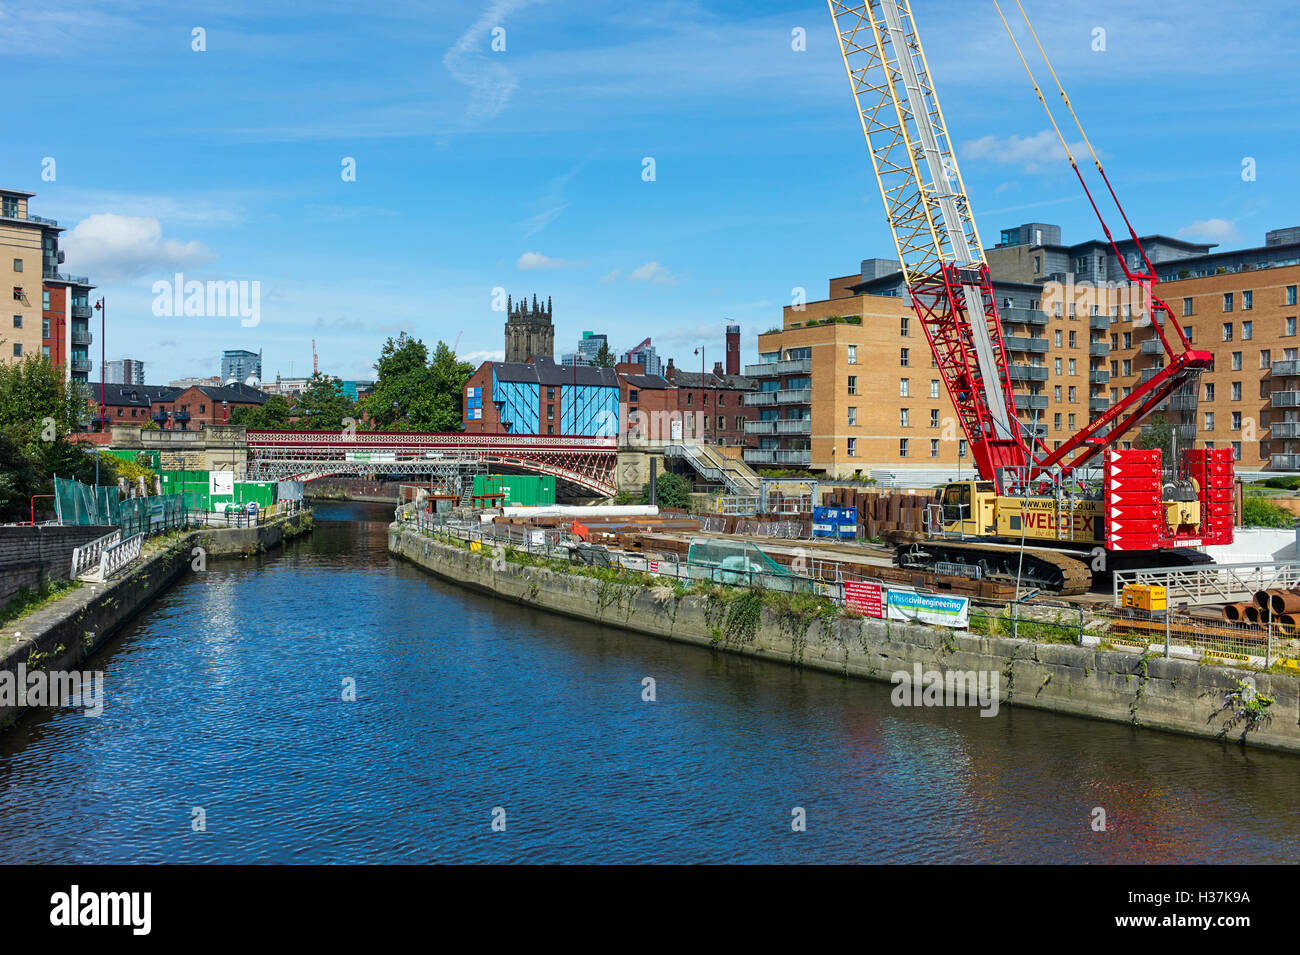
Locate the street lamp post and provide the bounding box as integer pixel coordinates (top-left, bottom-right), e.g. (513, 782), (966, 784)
(93, 297), (105, 485)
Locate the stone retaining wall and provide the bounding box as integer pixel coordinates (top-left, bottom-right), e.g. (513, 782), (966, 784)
(389, 525), (1300, 754)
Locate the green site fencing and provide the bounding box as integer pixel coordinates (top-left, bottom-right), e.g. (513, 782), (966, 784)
(54, 476), (200, 538)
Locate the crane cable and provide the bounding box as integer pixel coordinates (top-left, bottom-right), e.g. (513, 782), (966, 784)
(990, 0), (1077, 170)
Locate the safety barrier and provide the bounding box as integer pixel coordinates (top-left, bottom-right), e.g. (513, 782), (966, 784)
(69, 529), (121, 578)
(80, 532), (144, 583)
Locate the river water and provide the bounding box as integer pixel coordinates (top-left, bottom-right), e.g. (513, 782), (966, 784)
(0, 501), (1293, 864)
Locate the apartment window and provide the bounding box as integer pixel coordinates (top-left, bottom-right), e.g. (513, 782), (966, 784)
(1123, 331), (1132, 349)
(1110, 360), (1118, 375)
(1205, 383), (1215, 401)
(1110, 334), (1118, 349)
(1054, 330), (1062, 347)
(1069, 331), (1076, 349)
(847, 344), (857, 364)
(686, 393), (692, 405)
(1182, 297), (1193, 316)
(1289, 316), (1298, 337)
(900, 316), (909, 337)
(848, 407), (858, 426)
(899, 438), (909, 458)
(1260, 349), (1271, 369)
(1232, 441), (1242, 461)
(1068, 359), (1076, 376)
(1204, 412), (1215, 430)
(1232, 382), (1242, 401)
(929, 409), (939, 428)
(1054, 385), (1062, 401)
(11, 258), (21, 273)
(1054, 413), (1062, 430)
(1242, 320), (1252, 340)
(900, 348), (909, 367)
(1223, 292), (1234, 312)
(11, 315), (20, 329)
(12, 287), (22, 302)
(718, 394), (725, 407)
(899, 408), (909, 427)
(546, 405), (554, 420)
(628, 389), (639, 402)
(11, 343), (20, 357)
(1232, 411), (1242, 430)
(547, 425), (554, 435)
(1232, 352), (1242, 371)
(900, 378), (909, 397)
(1243, 290), (1253, 311)
(1287, 286), (1297, 307)
(847, 438), (857, 457)
(42, 289), (49, 311)
(929, 380), (939, 399)
(847, 375), (857, 395)
(1054, 358), (1062, 375)
(735, 416), (743, 431)
(546, 386), (555, 400)
(716, 415), (725, 430)
(41, 317), (49, 337)
(1068, 386), (1077, 403)
(1222, 322), (1233, 341)
(930, 439), (939, 458)
(1068, 414), (1076, 430)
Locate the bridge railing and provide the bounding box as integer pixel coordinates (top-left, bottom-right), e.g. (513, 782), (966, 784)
(246, 430), (618, 450)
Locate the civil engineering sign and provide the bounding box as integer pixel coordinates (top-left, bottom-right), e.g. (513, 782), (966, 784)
(885, 590), (969, 628)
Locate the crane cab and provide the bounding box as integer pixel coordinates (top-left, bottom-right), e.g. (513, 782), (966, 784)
(937, 481), (997, 536)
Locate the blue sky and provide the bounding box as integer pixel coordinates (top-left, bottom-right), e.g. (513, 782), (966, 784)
(2, 0), (1297, 384)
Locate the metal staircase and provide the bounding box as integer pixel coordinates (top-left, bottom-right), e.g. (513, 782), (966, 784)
(664, 444), (762, 496)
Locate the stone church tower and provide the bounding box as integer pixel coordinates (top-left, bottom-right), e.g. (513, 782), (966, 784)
(504, 293), (554, 363)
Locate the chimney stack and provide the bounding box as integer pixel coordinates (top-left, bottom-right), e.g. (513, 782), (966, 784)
(665, 357), (676, 381)
(725, 324), (741, 376)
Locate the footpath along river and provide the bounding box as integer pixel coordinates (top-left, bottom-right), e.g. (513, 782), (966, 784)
(0, 501), (1293, 863)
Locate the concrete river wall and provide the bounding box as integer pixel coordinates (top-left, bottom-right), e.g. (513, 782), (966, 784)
(390, 524), (1300, 754)
(0, 509), (313, 731)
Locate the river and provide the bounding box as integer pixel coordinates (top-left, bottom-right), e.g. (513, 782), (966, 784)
(0, 500), (1293, 863)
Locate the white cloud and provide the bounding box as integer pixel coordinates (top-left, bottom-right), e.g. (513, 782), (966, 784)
(1176, 218), (1239, 244)
(462, 348), (504, 365)
(961, 130), (1087, 173)
(60, 213), (216, 283)
(628, 261), (678, 285)
(442, 0), (537, 123)
(516, 251), (583, 270)
(600, 269), (622, 283)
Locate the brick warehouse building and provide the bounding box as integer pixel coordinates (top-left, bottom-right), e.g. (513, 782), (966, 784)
(755, 224), (1300, 478)
(619, 358), (755, 447)
(96, 382), (267, 430)
(462, 358), (621, 436)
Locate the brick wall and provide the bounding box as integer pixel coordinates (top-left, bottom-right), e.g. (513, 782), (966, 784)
(0, 524), (119, 594)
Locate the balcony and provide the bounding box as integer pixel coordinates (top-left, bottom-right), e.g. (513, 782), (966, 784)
(70, 328), (92, 346)
(1272, 454), (1300, 470)
(1271, 422), (1300, 439)
(1272, 359), (1300, 377)
(1000, 306), (1048, 325)
(1139, 338), (1165, 355)
(1089, 313), (1110, 330)
(1089, 369), (1110, 384)
(1169, 394), (1199, 411)
(1089, 398), (1110, 412)
(1088, 342), (1110, 356)
(1020, 423), (1047, 439)
(1139, 367), (1166, 384)
(774, 388), (812, 404)
(1174, 424), (1197, 440)
(744, 449), (812, 467)
(1003, 335), (1048, 353)
(1007, 365), (1049, 382)
(745, 392), (775, 406)
(744, 358), (811, 378)
(1014, 394), (1048, 411)
(745, 419), (812, 435)
(1273, 391), (1300, 407)
(43, 269), (91, 285)
(71, 304), (93, 320)
(69, 357), (90, 373)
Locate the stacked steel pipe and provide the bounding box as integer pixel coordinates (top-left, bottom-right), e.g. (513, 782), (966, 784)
(1224, 587), (1300, 629)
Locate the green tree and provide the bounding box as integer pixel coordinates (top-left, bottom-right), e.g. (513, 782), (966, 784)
(363, 333), (474, 432)
(229, 394), (292, 430)
(292, 373), (356, 431)
(640, 471), (692, 509)
(1135, 413), (1176, 465)
(593, 341), (615, 368)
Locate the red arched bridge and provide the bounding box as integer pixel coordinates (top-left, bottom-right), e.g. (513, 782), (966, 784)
(245, 430), (619, 497)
